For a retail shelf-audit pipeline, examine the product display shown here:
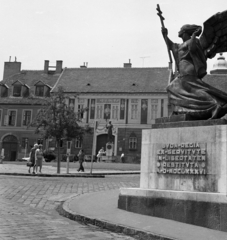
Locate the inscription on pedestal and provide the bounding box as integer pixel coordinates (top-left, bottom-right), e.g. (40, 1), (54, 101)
(156, 143), (206, 175)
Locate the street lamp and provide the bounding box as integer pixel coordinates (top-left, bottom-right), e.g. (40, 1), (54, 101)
(24, 138), (28, 158)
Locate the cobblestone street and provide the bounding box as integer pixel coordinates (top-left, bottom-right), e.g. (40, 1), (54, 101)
(0, 175), (139, 240)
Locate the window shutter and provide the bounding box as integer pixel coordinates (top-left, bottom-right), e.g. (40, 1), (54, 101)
(4, 115), (8, 125)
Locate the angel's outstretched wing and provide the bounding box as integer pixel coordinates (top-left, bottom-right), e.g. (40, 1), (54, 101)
(200, 10), (227, 59)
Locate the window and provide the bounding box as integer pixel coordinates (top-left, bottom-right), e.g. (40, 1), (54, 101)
(37, 138), (43, 145)
(35, 85), (44, 96)
(69, 99), (75, 110)
(55, 139), (64, 148)
(151, 99), (158, 120)
(131, 99), (138, 120)
(13, 83), (22, 97)
(90, 99), (95, 119)
(131, 104), (138, 119)
(112, 106), (119, 119)
(129, 137), (137, 150)
(22, 110), (32, 126)
(59, 139), (63, 148)
(8, 110), (16, 126)
(104, 104), (111, 120)
(22, 138), (29, 149)
(96, 105), (103, 119)
(161, 99), (164, 117)
(120, 99), (125, 120)
(75, 138), (82, 148)
(78, 104), (84, 119)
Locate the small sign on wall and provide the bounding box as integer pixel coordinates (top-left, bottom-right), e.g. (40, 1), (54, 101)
(66, 141), (72, 155)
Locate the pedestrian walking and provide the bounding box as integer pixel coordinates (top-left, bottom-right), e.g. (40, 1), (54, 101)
(77, 149), (85, 172)
(0, 148), (5, 164)
(121, 153), (125, 163)
(35, 144), (43, 173)
(28, 143), (38, 174)
(97, 147), (105, 162)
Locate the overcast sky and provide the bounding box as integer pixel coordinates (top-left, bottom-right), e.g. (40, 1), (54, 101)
(0, 0), (226, 79)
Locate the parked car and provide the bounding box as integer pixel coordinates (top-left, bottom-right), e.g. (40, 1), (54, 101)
(21, 157), (30, 162)
(43, 150), (56, 162)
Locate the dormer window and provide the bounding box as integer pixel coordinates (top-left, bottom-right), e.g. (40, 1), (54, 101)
(0, 84), (8, 97)
(13, 82), (22, 97)
(35, 85), (44, 96)
(35, 81), (51, 97)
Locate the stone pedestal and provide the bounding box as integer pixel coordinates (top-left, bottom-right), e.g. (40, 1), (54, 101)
(118, 120), (227, 232)
(106, 142), (114, 156)
(101, 156), (116, 162)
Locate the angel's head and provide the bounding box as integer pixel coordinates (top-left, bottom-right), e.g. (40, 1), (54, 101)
(178, 24), (202, 40)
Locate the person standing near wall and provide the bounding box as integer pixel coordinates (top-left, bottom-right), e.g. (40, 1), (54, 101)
(77, 149), (85, 172)
(121, 153), (125, 163)
(0, 148), (5, 164)
(97, 147), (105, 162)
(28, 143), (38, 174)
(35, 144), (43, 174)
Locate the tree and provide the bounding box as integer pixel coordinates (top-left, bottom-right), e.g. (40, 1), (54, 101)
(31, 86), (91, 173)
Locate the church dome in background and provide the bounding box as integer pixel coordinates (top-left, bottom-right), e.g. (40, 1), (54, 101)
(210, 53), (227, 74)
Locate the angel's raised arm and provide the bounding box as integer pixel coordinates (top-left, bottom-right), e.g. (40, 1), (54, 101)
(161, 27), (174, 51)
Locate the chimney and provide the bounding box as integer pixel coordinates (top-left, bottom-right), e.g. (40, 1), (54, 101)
(56, 60), (63, 73)
(44, 60), (49, 73)
(80, 62), (87, 68)
(124, 59), (132, 68)
(3, 59), (21, 79)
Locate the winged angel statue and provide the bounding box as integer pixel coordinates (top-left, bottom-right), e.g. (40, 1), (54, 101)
(161, 9), (227, 120)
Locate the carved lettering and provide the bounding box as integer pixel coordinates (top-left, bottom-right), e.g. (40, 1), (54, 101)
(156, 142), (207, 175)
(201, 149), (206, 155)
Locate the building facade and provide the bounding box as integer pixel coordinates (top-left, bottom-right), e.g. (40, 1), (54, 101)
(51, 62), (171, 162)
(1, 54), (226, 163)
(0, 60), (62, 161)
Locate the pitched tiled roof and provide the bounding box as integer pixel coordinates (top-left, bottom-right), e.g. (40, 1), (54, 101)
(51, 67), (170, 93)
(0, 70), (60, 105)
(203, 74), (227, 92)
(1, 70), (60, 92)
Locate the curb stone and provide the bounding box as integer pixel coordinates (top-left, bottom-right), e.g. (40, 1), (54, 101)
(56, 195), (177, 240)
(0, 171), (140, 178)
(0, 172), (105, 178)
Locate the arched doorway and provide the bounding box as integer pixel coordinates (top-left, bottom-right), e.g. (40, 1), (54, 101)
(2, 135), (18, 161)
(96, 134), (115, 155)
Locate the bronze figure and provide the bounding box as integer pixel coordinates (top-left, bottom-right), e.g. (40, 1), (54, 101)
(159, 6), (227, 120)
(106, 121), (113, 143)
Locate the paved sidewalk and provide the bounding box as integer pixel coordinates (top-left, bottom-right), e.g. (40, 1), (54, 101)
(0, 176), (139, 240)
(58, 190), (227, 240)
(0, 163), (140, 177)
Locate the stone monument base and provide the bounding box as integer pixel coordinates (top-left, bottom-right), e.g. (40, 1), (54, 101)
(118, 188), (227, 232)
(118, 119), (227, 232)
(101, 156), (116, 162)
